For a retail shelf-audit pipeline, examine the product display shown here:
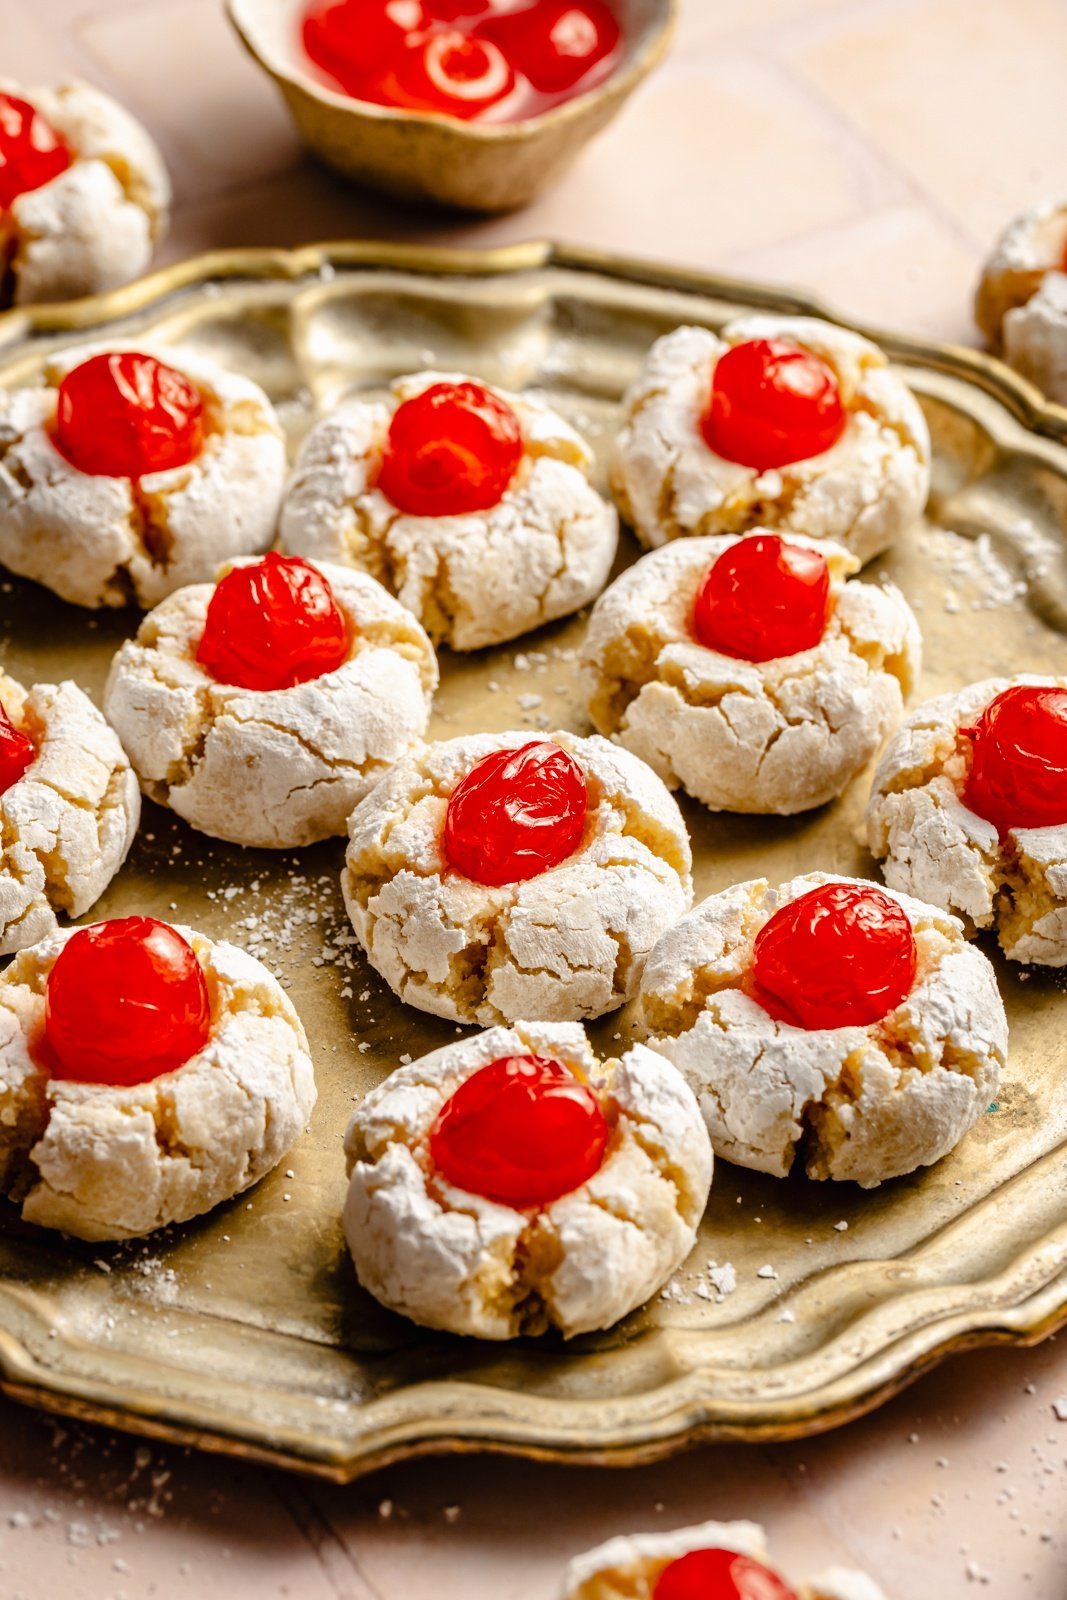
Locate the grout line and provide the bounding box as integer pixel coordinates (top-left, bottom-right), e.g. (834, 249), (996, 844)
(268, 1474), (386, 1600)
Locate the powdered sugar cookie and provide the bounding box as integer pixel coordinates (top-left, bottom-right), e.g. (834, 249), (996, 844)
(342, 1021), (712, 1340)
(105, 552), (437, 850)
(975, 202), (1067, 402)
(867, 675), (1067, 965)
(0, 79), (169, 306)
(280, 373), (618, 650)
(0, 916), (315, 1241)
(636, 873), (1006, 1187)
(0, 668), (138, 956)
(582, 532), (920, 814)
(562, 1520), (886, 1600)
(611, 318), (930, 564)
(0, 347), (286, 609)
(342, 730), (693, 1025)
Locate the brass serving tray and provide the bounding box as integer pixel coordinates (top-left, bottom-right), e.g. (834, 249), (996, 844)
(1, 241), (1067, 1482)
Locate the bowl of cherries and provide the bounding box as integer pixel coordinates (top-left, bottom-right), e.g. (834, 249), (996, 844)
(227, 0), (675, 211)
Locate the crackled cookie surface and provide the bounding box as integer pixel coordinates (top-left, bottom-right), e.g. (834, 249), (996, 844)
(0, 669), (138, 956)
(562, 1520), (886, 1600)
(0, 346), (286, 609)
(582, 532), (920, 814)
(611, 317), (930, 564)
(343, 1021), (712, 1340)
(868, 675), (1067, 965)
(974, 202), (1067, 402)
(105, 554), (438, 849)
(636, 872), (1006, 1187)
(0, 917), (315, 1241)
(0, 79), (169, 306)
(280, 372), (618, 650)
(343, 730), (693, 1025)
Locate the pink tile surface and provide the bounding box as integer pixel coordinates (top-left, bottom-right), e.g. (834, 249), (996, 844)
(2, 1), (1066, 1596)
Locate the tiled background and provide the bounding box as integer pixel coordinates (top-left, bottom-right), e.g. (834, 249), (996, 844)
(2, 1), (1067, 1596)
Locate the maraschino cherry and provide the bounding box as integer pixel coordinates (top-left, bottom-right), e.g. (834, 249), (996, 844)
(43, 917), (212, 1087)
(653, 1547), (798, 1600)
(386, 29), (515, 116)
(693, 535), (832, 662)
(52, 351), (204, 480)
(429, 1054), (609, 1209)
(0, 92), (72, 211)
(702, 338), (846, 472)
(749, 883), (917, 1032)
(443, 740), (588, 886)
(479, 0), (621, 94)
(0, 704), (35, 794)
(378, 380), (523, 517)
(196, 553), (350, 693)
(962, 684), (1067, 835)
(302, 0), (427, 97)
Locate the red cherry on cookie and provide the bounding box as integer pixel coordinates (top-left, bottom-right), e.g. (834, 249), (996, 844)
(52, 351), (204, 480)
(962, 684), (1067, 835)
(386, 29), (515, 116)
(653, 1548), (798, 1600)
(479, 0), (620, 94)
(196, 553), (350, 693)
(0, 92), (72, 211)
(750, 883), (917, 1032)
(429, 1054), (610, 1209)
(443, 739), (588, 886)
(0, 704), (34, 794)
(44, 917), (212, 1087)
(377, 381), (523, 517)
(692, 535), (832, 662)
(702, 338), (846, 472)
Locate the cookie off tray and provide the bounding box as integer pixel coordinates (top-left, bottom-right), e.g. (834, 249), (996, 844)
(0, 240), (1065, 1480)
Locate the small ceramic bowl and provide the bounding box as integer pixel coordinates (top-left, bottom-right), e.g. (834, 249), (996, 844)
(226, 0), (676, 213)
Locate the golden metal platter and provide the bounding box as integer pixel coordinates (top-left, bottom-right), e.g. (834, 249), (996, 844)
(1, 241), (1066, 1482)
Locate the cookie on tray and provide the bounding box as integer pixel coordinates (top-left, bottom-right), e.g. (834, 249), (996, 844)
(581, 532), (920, 814)
(105, 552), (437, 849)
(562, 1520), (886, 1600)
(0, 668), (138, 956)
(0, 78), (169, 305)
(280, 372), (618, 650)
(611, 316), (930, 564)
(975, 200), (1067, 401)
(0, 346), (286, 609)
(867, 675), (1067, 965)
(635, 872), (1007, 1187)
(342, 1021), (712, 1340)
(342, 730), (693, 1025)
(0, 916), (315, 1241)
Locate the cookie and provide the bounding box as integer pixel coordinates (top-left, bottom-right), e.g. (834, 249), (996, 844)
(280, 372), (618, 650)
(581, 532), (920, 813)
(0, 669), (138, 955)
(342, 730), (693, 1025)
(105, 554), (437, 849)
(611, 317), (930, 564)
(0, 78), (169, 306)
(0, 918), (315, 1241)
(342, 1021), (712, 1340)
(0, 346), (286, 609)
(636, 872), (1006, 1187)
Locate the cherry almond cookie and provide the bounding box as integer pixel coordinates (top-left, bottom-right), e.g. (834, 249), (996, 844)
(635, 873), (1007, 1187)
(975, 200), (1067, 402)
(0, 917), (315, 1241)
(280, 372), (618, 650)
(867, 675), (1067, 964)
(0, 347), (286, 609)
(581, 532), (920, 814)
(611, 317), (930, 563)
(0, 669), (138, 955)
(342, 1022), (712, 1340)
(105, 553), (437, 849)
(0, 79), (169, 305)
(562, 1521), (885, 1600)
(342, 731), (693, 1025)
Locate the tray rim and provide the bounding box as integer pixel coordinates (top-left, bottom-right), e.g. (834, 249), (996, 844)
(3, 237), (1067, 1481)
